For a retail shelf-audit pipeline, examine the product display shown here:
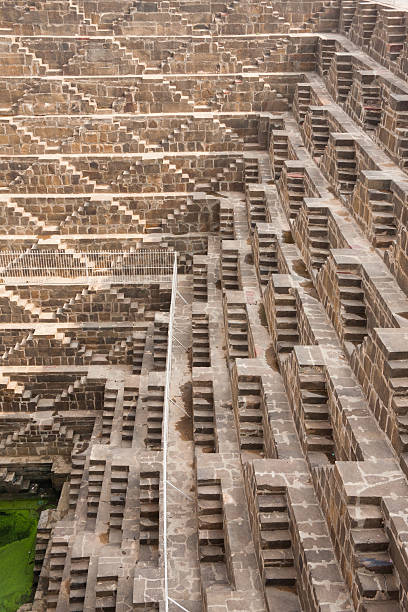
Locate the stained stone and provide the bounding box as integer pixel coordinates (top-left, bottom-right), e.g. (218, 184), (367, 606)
(0, 1), (408, 611)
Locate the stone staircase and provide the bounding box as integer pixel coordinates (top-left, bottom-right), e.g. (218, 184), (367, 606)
(253, 223), (278, 287)
(338, 269), (368, 346)
(320, 133), (358, 197)
(68, 453), (86, 511)
(244, 464), (300, 605)
(349, 1), (378, 49)
(271, 130), (289, 179)
(109, 464), (129, 540)
(265, 277), (300, 356)
(246, 186), (268, 231)
(235, 375), (264, 454)
(345, 70), (382, 131)
(69, 555), (90, 609)
(340, 0), (357, 33)
(302, 0), (340, 32)
(304, 205), (331, 270)
(293, 83), (312, 125)
(46, 537), (69, 608)
(192, 314), (211, 368)
(0, 465), (31, 492)
(350, 502), (400, 606)
(219, 202), (235, 240)
(192, 378), (216, 452)
(197, 480), (226, 568)
(327, 52), (354, 103)
(367, 182), (397, 248)
(223, 296), (250, 359)
(67, 0), (100, 34)
(139, 468), (160, 550)
(302, 106), (330, 158)
(193, 257), (208, 303)
(0, 285), (54, 322)
(10, 38), (57, 76)
(101, 387), (117, 443)
(221, 246), (240, 290)
(144, 380), (165, 450)
(299, 365), (335, 464)
(87, 459), (105, 520)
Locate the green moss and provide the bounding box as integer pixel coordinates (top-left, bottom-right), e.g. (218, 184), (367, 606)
(0, 510), (32, 547)
(0, 495), (56, 612)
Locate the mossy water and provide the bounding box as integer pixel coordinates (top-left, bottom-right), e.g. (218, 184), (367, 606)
(0, 493), (57, 612)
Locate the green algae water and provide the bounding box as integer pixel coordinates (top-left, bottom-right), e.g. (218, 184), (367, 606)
(0, 493), (57, 612)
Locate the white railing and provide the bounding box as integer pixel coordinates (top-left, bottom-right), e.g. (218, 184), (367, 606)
(162, 252), (177, 612)
(0, 244), (182, 607)
(161, 255), (193, 612)
(380, 0), (408, 8)
(0, 249), (175, 285)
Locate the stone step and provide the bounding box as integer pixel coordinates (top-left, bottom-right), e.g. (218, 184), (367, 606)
(260, 529), (291, 549)
(264, 565), (297, 586)
(355, 569), (398, 599)
(259, 511), (289, 530)
(199, 544), (224, 562)
(351, 528), (389, 552)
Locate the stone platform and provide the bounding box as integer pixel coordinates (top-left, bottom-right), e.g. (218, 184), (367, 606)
(1, 1), (408, 611)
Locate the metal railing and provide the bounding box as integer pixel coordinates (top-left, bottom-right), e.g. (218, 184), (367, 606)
(162, 252), (178, 612)
(379, 0), (408, 8)
(0, 245), (182, 608)
(0, 249), (175, 285)
(161, 255), (193, 612)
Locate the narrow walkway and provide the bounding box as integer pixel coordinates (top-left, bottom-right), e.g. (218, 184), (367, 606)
(166, 278), (202, 611)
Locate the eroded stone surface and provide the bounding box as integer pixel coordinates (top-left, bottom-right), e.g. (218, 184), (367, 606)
(0, 1), (408, 611)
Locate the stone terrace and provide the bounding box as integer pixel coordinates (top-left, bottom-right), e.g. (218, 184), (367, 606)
(1, 1), (408, 612)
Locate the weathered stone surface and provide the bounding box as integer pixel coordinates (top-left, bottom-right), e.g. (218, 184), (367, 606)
(0, 1), (408, 611)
